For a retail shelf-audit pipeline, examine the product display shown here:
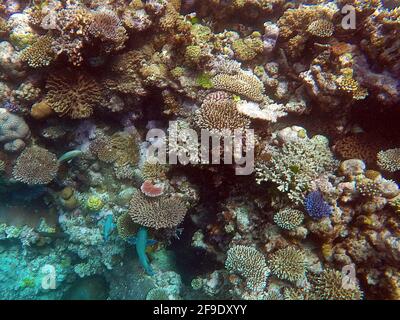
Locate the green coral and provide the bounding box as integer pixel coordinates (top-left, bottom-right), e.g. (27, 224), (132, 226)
(21, 277), (35, 288)
(185, 45), (202, 64)
(232, 35), (264, 61)
(196, 73), (213, 89)
(9, 32), (37, 50)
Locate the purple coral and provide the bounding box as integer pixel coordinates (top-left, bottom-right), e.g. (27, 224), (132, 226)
(304, 191), (332, 220)
(1, 101), (21, 113)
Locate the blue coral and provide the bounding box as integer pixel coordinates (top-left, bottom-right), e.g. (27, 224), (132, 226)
(304, 191), (332, 220)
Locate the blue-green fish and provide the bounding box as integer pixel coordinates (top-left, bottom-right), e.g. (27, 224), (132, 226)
(127, 227), (157, 276)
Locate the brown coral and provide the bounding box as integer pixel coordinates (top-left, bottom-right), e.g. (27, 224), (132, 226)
(20, 35), (55, 68)
(91, 132), (140, 167)
(88, 10), (128, 52)
(116, 212), (138, 239)
(268, 247), (308, 283)
(212, 72), (265, 102)
(128, 192), (187, 229)
(194, 92), (251, 135)
(334, 134), (389, 166)
(307, 19), (334, 37)
(311, 269), (363, 300)
(45, 72), (103, 119)
(12, 146), (59, 185)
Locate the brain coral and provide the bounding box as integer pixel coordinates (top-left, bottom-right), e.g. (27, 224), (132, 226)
(195, 91), (251, 135)
(273, 208), (304, 230)
(128, 192), (187, 229)
(377, 148), (400, 172)
(0, 109), (30, 144)
(311, 269), (363, 300)
(211, 72), (265, 102)
(268, 247), (307, 283)
(12, 146), (59, 185)
(333, 134), (386, 165)
(225, 245), (270, 292)
(45, 72), (103, 119)
(256, 136), (338, 204)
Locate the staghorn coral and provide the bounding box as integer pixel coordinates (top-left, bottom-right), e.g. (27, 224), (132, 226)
(211, 72), (265, 102)
(45, 72), (103, 119)
(20, 35), (55, 68)
(256, 135), (338, 204)
(277, 4), (337, 58)
(128, 192), (187, 229)
(225, 245), (269, 292)
(377, 148), (400, 172)
(268, 247), (308, 283)
(311, 269), (363, 300)
(273, 208), (304, 231)
(12, 146), (59, 185)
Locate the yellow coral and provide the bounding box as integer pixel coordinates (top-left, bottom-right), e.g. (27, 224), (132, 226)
(20, 35), (55, 68)
(86, 195), (103, 211)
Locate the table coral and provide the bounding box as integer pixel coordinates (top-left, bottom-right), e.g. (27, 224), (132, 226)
(12, 146), (59, 185)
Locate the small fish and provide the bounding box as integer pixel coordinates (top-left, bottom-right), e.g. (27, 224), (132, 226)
(58, 150), (83, 163)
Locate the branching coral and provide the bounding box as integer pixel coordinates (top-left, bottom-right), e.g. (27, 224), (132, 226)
(277, 4), (337, 58)
(225, 245), (269, 292)
(377, 148), (400, 172)
(268, 247), (308, 283)
(256, 136), (338, 204)
(45, 72), (103, 119)
(128, 192), (187, 229)
(194, 91), (250, 135)
(304, 191), (332, 220)
(311, 269), (363, 300)
(273, 208), (304, 230)
(20, 35), (55, 68)
(12, 146), (59, 185)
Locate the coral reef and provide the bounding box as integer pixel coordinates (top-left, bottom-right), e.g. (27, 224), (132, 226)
(0, 0), (398, 301)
